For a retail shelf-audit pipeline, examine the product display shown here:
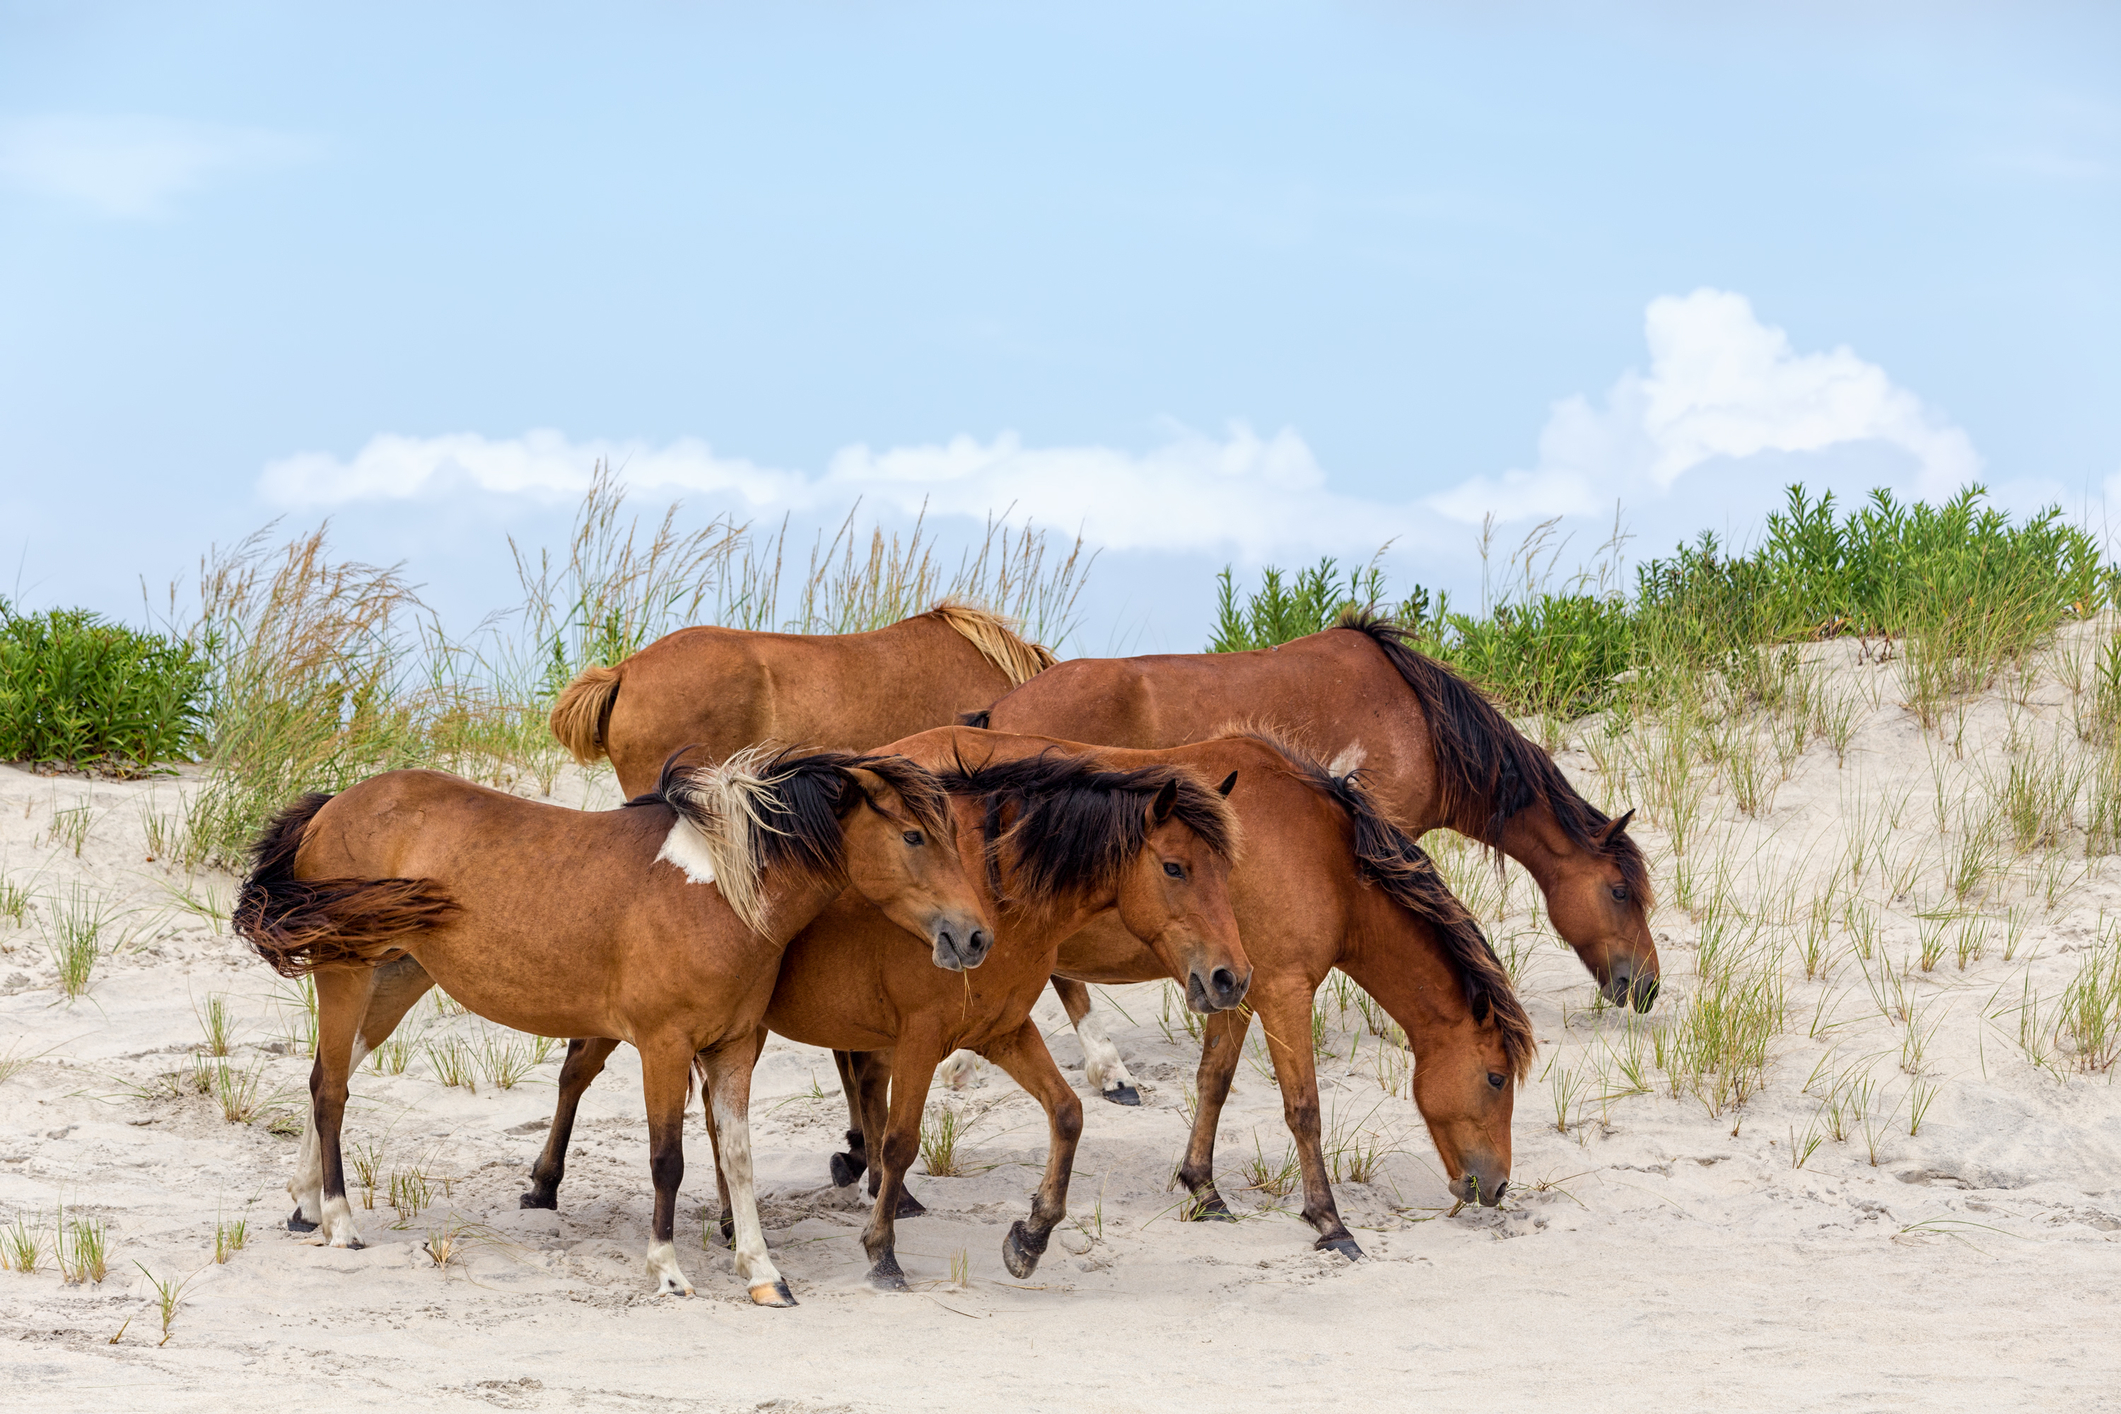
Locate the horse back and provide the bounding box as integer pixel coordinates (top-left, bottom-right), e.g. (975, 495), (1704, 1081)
(605, 618), (1017, 797)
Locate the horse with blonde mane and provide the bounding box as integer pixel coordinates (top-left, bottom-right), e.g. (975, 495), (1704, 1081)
(233, 746), (986, 1306)
(550, 601), (1055, 788)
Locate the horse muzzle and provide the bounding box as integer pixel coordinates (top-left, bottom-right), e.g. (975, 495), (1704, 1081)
(1183, 964), (1249, 1014)
(1450, 1166), (1509, 1208)
(1603, 966), (1660, 1013)
(929, 918), (992, 972)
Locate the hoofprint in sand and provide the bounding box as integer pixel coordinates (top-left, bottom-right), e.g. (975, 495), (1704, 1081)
(3, 633), (2118, 1413)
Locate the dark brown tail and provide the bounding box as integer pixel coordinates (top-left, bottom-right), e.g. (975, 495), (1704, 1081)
(550, 662), (623, 765)
(234, 793), (460, 978)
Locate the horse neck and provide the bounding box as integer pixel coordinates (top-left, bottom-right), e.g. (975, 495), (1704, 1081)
(1340, 883), (1472, 1044)
(745, 868), (853, 947)
(1491, 797), (1584, 894)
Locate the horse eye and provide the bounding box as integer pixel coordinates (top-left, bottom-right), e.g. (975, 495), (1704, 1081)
(1487, 1072), (1506, 1089)
(1610, 885), (1629, 902)
(902, 831), (924, 846)
(1162, 861), (1184, 879)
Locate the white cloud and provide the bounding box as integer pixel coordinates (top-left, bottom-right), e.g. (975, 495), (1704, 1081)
(1427, 288), (1982, 524)
(262, 423), (1413, 558)
(0, 114), (309, 218)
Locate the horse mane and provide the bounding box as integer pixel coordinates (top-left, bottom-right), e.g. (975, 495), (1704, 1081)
(938, 749), (1239, 916)
(1333, 606), (1653, 911)
(1225, 730), (1535, 1084)
(926, 599), (1058, 687)
(630, 744), (951, 933)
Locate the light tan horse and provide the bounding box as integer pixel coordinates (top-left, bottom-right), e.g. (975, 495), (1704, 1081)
(550, 601), (1054, 790)
(234, 747), (985, 1306)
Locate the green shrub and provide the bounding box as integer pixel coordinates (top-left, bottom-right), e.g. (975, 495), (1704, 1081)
(1210, 483), (2117, 725)
(0, 600), (206, 769)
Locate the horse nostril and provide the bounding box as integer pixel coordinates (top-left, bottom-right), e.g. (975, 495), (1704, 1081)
(1210, 967), (1236, 998)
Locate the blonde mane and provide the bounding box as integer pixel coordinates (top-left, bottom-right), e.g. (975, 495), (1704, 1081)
(928, 599), (1057, 687)
(656, 745), (789, 934)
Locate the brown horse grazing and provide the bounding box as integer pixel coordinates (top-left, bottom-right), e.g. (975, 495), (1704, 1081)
(523, 728), (1257, 1291)
(848, 738), (1535, 1257)
(972, 606), (1653, 1107)
(233, 747), (985, 1307)
(550, 600), (1055, 792)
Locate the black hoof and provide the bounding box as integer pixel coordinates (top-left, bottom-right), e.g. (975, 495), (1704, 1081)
(1002, 1219), (1049, 1280)
(1188, 1194), (1235, 1223)
(1102, 1084), (1141, 1107)
(287, 1208), (318, 1234)
(519, 1189), (558, 1210)
(829, 1151), (866, 1188)
(866, 1255), (908, 1292)
(1317, 1236), (1363, 1261)
(895, 1190), (927, 1219)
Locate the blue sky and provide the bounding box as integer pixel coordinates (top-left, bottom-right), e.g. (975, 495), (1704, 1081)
(2, 2), (2115, 650)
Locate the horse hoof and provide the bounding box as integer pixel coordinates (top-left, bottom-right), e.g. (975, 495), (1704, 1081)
(1002, 1220), (1048, 1280)
(866, 1257), (908, 1292)
(1102, 1084), (1141, 1107)
(895, 1191), (927, 1219)
(748, 1278), (798, 1308)
(518, 1190), (557, 1211)
(1317, 1236), (1363, 1261)
(656, 1277), (695, 1297)
(1188, 1195), (1235, 1223)
(287, 1208), (318, 1234)
(328, 1235), (365, 1251)
(829, 1151), (865, 1188)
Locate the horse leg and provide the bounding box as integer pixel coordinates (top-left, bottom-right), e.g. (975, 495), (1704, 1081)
(291, 957), (430, 1232)
(638, 1042), (699, 1297)
(853, 1050), (922, 1216)
(522, 1037), (620, 1210)
(1053, 976), (1141, 1106)
(828, 1049), (868, 1189)
(979, 1020), (1084, 1279)
(860, 1037), (941, 1291)
(1253, 981), (1361, 1259)
(307, 966), (379, 1249)
(699, 1036), (795, 1307)
(1176, 1005), (1251, 1222)
(698, 1032), (752, 1248)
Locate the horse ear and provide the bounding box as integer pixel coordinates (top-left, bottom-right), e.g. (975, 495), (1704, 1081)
(1470, 988), (1492, 1024)
(1150, 778), (1180, 824)
(1601, 808), (1636, 841)
(1215, 771), (1238, 798)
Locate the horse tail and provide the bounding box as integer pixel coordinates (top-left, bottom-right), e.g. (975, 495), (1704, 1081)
(233, 793), (459, 978)
(550, 662), (624, 764)
(929, 599), (1057, 686)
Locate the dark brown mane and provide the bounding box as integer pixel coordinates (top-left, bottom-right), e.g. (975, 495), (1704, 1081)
(938, 750), (1240, 914)
(1238, 732), (1535, 1083)
(1333, 606), (1653, 911)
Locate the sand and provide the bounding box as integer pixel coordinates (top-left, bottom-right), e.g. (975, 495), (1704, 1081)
(2, 636), (2118, 1413)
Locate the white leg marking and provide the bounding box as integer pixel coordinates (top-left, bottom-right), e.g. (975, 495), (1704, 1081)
(1074, 1004), (1136, 1094)
(321, 1193), (364, 1249)
(936, 1049), (977, 1090)
(295, 1033), (372, 1230)
(644, 1239), (694, 1296)
(709, 1084), (787, 1301)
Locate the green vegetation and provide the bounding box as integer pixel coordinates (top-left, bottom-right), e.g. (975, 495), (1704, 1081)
(0, 601), (206, 770)
(1210, 485), (2118, 727)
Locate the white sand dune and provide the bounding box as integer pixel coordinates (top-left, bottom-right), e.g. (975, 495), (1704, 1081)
(3, 637), (2118, 1412)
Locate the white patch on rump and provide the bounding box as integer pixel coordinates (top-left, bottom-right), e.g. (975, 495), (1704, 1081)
(655, 816), (718, 885)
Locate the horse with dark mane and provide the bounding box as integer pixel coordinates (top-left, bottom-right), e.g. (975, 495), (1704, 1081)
(854, 733), (1534, 1257)
(517, 727), (1255, 1290)
(969, 606), (1654, 1101)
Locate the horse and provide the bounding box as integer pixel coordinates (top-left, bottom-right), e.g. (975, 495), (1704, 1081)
(520, 727), (1258, 1290)
(232, 746), (986, 1307)
(840, 736), (1536, 1257)
(549, 600), (1054, 790)
(970, 606), (1653, 1103)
